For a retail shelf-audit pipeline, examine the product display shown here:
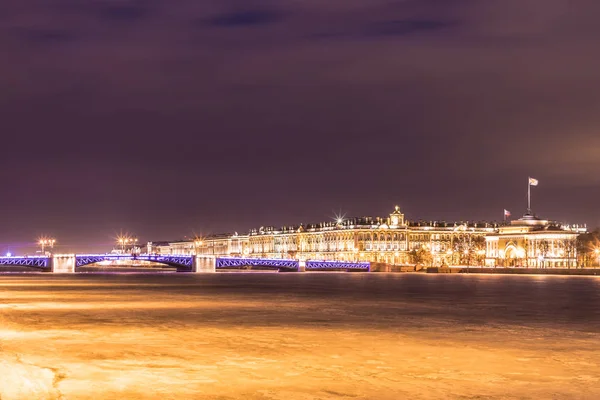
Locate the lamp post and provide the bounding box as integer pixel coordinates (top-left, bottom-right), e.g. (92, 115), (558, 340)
(39, 238), (56, 255)
(116, 235), (137, 254)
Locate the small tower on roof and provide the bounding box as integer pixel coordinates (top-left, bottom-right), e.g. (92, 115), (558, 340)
(389, 205), (405, 227)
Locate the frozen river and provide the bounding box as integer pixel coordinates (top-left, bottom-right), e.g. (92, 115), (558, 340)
(1, 273), (599, 399)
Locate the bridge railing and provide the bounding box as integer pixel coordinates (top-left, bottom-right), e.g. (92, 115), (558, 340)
(75, 254), (195, 268)
(305, 260), (370, 271)
(216, 257), (299, 269)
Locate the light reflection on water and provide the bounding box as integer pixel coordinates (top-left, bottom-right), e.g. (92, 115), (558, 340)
(1, 273), (599, 400)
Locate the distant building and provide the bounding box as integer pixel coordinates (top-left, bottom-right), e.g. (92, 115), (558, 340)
(147, 206), (499, 267)
(147, 207), (586, 268)
(485, 214), (584, 268)
(167, 240), (195, 255)
(146, 241), (173, 255)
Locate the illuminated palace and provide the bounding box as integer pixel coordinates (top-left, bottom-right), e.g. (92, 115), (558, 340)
(146, 206), (488, 266)
(147, 206), (585, 267)
(485, 214), (583, 268)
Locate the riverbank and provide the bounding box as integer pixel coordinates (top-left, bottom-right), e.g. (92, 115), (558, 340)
(426, 267), (600, 275)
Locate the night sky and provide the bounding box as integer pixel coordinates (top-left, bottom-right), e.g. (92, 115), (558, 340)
(1, 0), (599, 253)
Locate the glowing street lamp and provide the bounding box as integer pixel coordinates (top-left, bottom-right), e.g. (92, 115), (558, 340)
(116, 235), (137, 253)
(38, 238), (56, 255)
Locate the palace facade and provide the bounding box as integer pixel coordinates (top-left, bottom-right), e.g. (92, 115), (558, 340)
(148, 206), (504, 267)
(147, 206), (585, 268)
(485, 215), (582, 268)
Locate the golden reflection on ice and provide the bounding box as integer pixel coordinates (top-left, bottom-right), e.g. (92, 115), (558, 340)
(0, 274), (599, 400)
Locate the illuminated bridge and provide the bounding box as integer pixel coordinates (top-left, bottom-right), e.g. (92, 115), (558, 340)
(216, 257), (299, 270)
(0, 254), (370, 273)
(0, 256), (50, 270)
(76, 254), (195, 270)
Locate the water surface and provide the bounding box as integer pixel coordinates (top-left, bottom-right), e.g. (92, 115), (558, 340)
(1, 273), (599, 399)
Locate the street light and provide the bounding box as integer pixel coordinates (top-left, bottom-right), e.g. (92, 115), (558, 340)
(38, 238), (56, 255)
(116, 235), (137, 254)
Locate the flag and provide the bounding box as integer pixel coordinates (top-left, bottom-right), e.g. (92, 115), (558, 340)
(504, 209), (511, 217)
(528, 177), (538, 186)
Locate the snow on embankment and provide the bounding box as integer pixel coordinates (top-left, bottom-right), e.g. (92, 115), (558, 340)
(0, 357), (63, 400)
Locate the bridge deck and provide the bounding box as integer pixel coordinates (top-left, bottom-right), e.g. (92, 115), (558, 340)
(0, 255), (370, 272)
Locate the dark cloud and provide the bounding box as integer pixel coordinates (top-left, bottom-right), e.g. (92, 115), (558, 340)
(207, 9), (284, 27)
(364, 19), (455, 37)
(95, 3), (150, 21)
(13, 27), (76, 45)
(59, 0), (153, 21)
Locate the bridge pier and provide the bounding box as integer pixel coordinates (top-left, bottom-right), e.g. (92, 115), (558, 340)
(298, 260), (306, 272)
(193, 255), (216, 273)
(50, 254), (76, 273)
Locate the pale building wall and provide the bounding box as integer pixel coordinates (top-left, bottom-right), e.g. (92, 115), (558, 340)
(485, 218), (581, 268)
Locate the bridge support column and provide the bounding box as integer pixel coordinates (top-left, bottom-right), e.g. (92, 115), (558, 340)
(193, 255), (216, 273)
(298, 260), (306, 272)
(50, 254), (76, 273)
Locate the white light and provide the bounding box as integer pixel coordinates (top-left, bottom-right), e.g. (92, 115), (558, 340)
(6, 252), (11, 257)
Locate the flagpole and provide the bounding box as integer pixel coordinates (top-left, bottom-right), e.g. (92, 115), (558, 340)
(527, 178), (531, 214)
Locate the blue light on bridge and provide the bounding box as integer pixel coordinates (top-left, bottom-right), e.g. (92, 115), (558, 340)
(216, 257), (299, 269)
(0, 254), (370, 272)
(306, 260), (370, 271)
(0, 256), (50, 268)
